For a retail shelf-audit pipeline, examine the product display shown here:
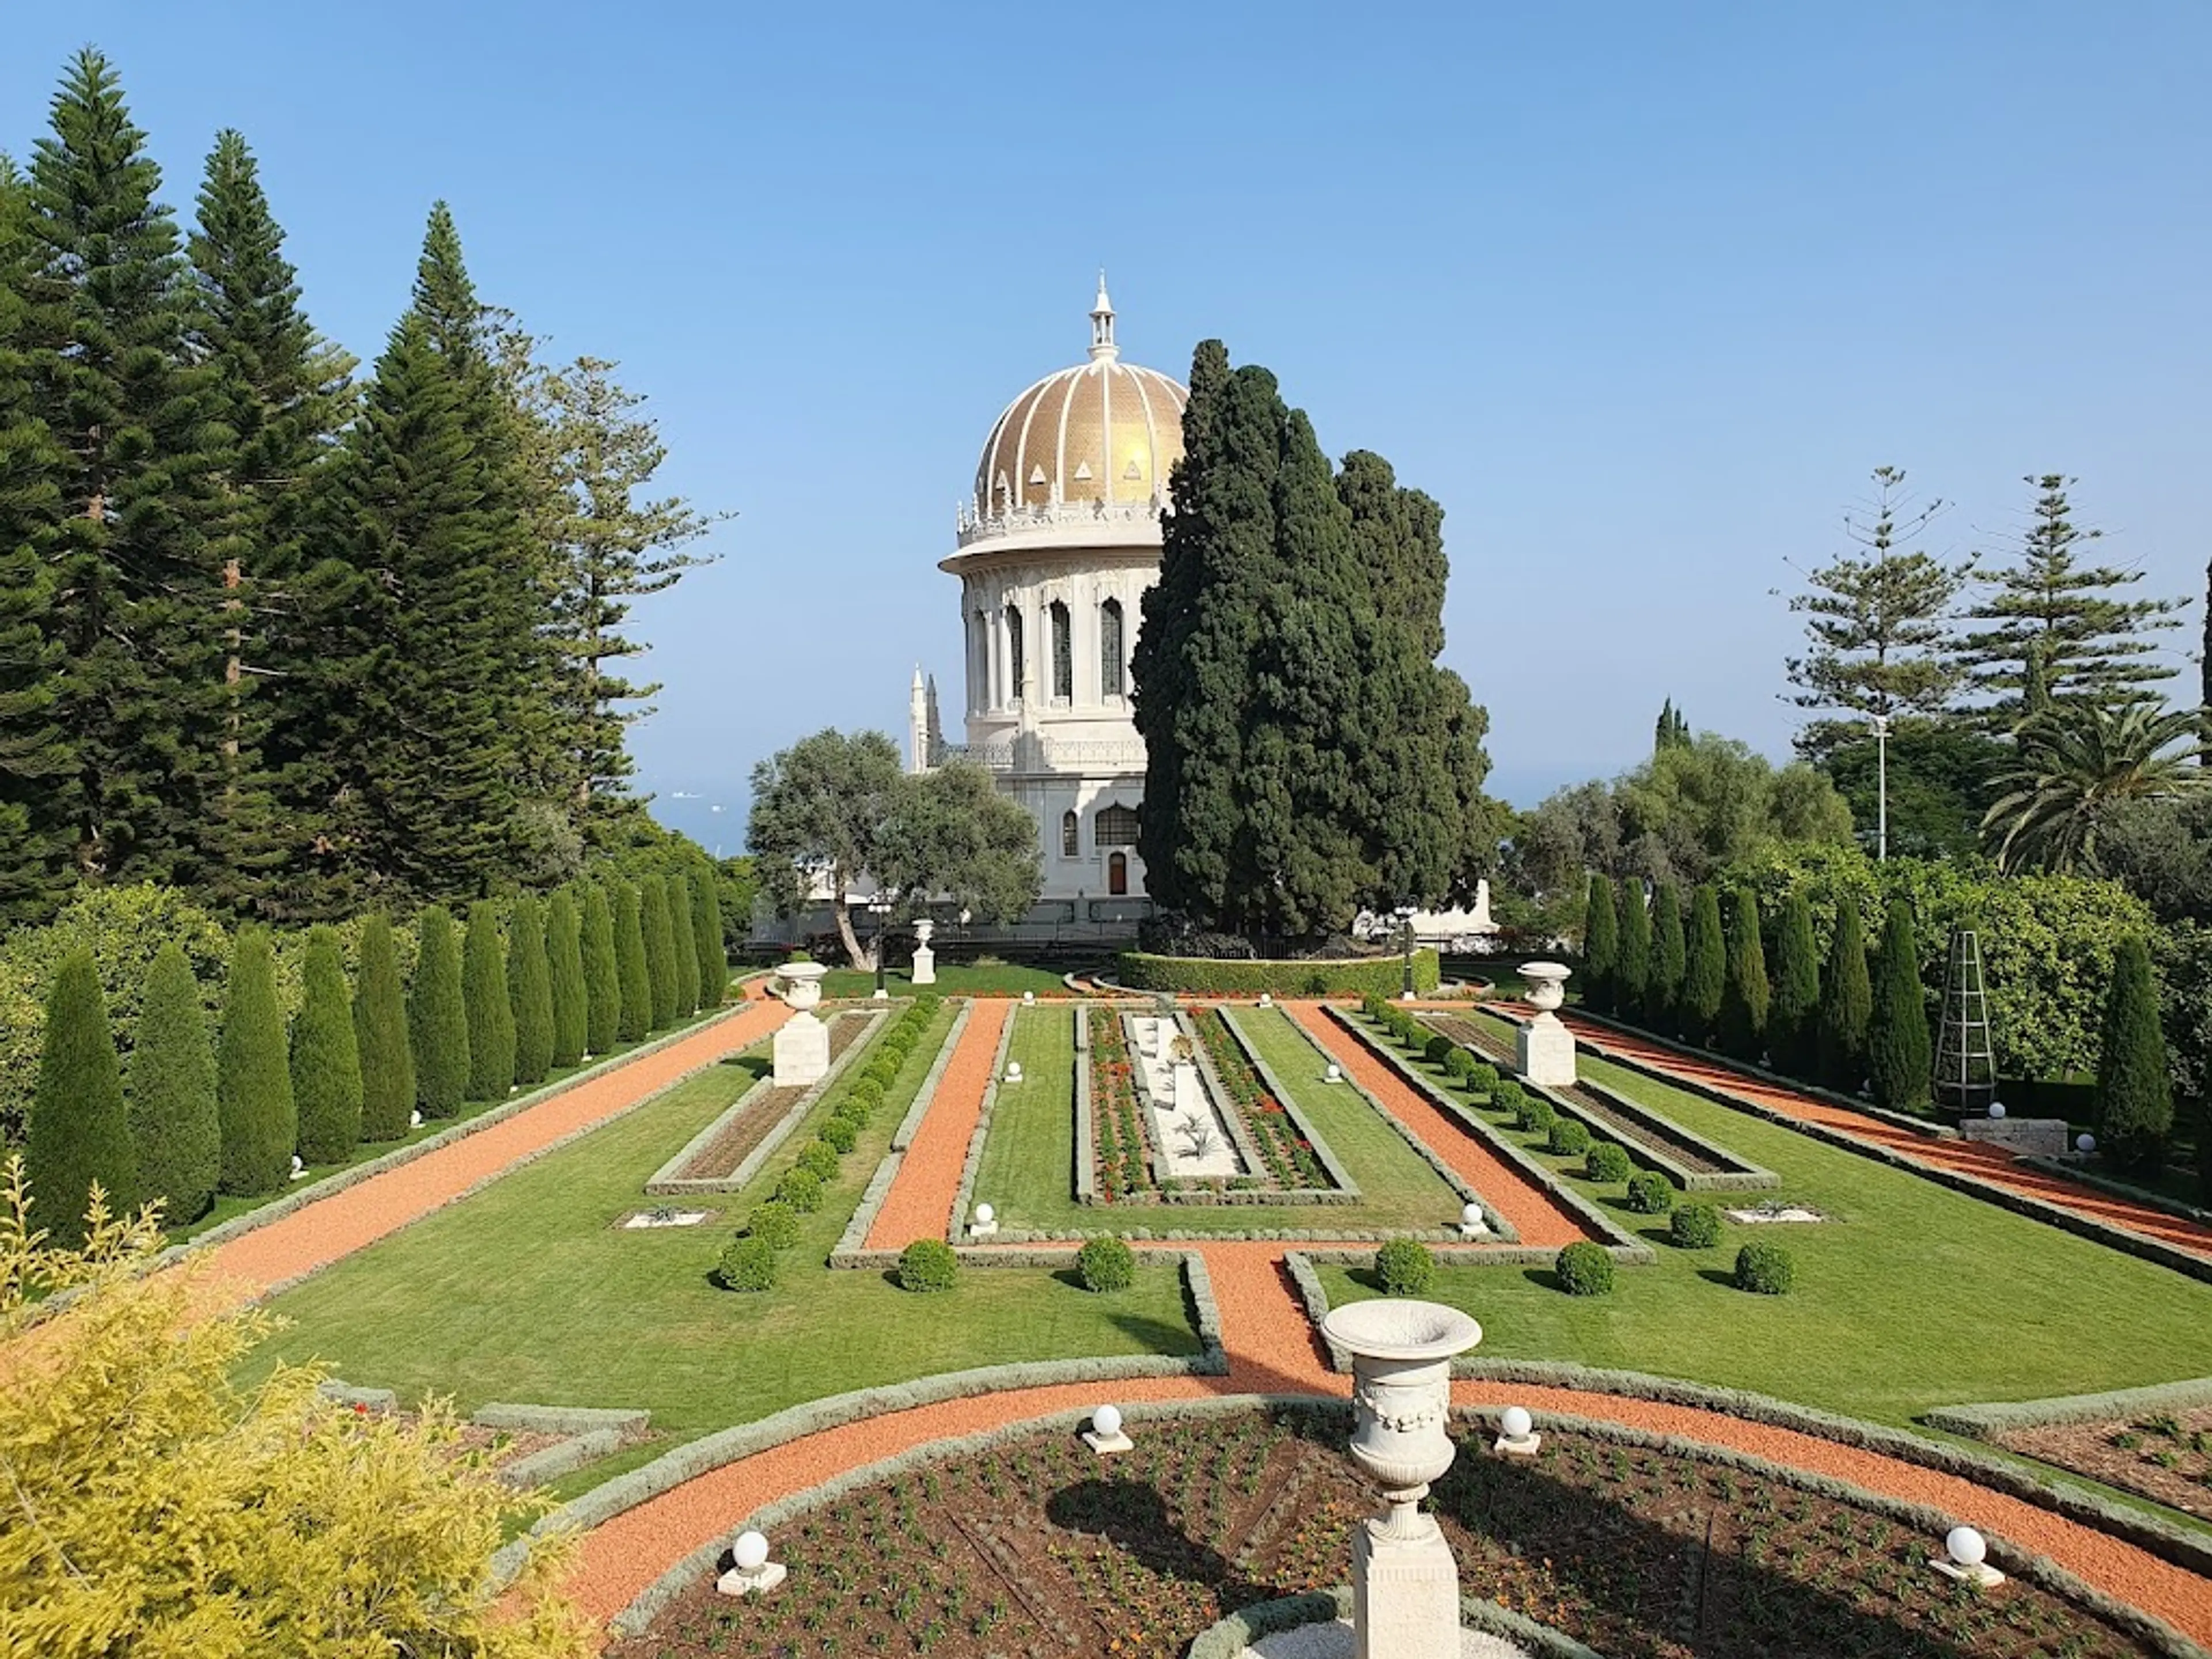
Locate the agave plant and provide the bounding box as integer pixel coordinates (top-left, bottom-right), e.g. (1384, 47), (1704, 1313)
(1980, 700), (2208, 874)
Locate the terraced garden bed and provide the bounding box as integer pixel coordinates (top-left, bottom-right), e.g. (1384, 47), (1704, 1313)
(658, 1013), (871, 1182)
(1997, 1407), (2212, 1521)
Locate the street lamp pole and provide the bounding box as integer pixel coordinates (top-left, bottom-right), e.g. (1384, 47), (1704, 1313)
(1394, 903), (1419, 1002)
(1871, 713), (1891, 863)
(869, 893), (893, 999)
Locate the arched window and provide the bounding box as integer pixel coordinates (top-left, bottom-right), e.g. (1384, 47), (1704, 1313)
(1108, 851), (1128, 895)
(1050, 600), (1072, 701)
(1061, 810), (1078, 858)
(969, 610), (988, 706)
(1100, 598), (1125, 696)
(1094, 802), (1139, 849)
(1005, 603), (1024, 702)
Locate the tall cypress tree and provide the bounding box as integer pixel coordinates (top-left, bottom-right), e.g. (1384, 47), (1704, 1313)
(25, 947), (137, 1245)
(217, 925), (294, 1195)
(1817, 892), (1873, 1091)
(1678, 884), (1726, 1047)
(1646, 880), (1686, 1032)
(1768, 892), (1821, 1079)
(126, 940), (219, 1224)
(290, 925), (362, 1162)
(1613, 876), (1649, 1020)
(507, 893), (554, 1085)
(691, 872), (725, 1005)
(1582, 874), (1619, 1015)
(613, 881), (652, 1041)
(639, 874), (679, 1028)
(462, 899), (516, 1100)
(666, 871), (701, 1017)
(580, 882), (620, 1054)
(2095, 935), (2172, 1170)
(1719, 888), (1771, 1061)
(546, 888), (588, 1067)
(408, 904), (469, 1118)
(1867, 897), (1932, 1110)
(352, 911), (413, 1139)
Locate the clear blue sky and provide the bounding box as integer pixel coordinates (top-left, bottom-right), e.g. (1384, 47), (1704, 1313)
(8, 2), (2209, 847)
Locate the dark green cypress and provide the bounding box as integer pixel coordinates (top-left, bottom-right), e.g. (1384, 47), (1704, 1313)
(1768, 892), (1821, 1080)
(581, 884), (621, 1054)
(667, 872), (701, 1017)
(126, 941), (219, 1224)
(463, 899), (516, 1099)
(353, 912), (413, 1139)
(217, 926), (294, 1196)
(1817, 893), (1874, 1092)
(1719, 888), (1771, 1061)
(1868, 897), (1932, 1111)
(1613, 876), (1649, 1021)
(639, 874), (679, 1029)
(1582, 874), (1618, 1015)
(2096, 934), (2173, 1169)
(1678, 885), (1726, 1047)
(26, 947), (136, 1245)
(614, 882), (653, 1041)
(290, 925), (362, 1162)
(1646, 881), (1686, 1032)
(507, 893), (554, 1086)
(546, 888), (588, 1067)
(692, 874), (726, 1005)
(408, 904), (469, 1118)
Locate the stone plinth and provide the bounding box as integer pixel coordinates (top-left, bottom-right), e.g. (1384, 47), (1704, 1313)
(774, 1015), (828, 1088)
(1354, 1521), (1463, 1659)
(1957, 1116), (2070, 1158)
(1517, 1017), (1576, 1087)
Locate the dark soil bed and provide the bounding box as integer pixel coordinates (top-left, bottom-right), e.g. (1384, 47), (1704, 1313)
(615, 1409), (2168, 1659)
(676, 1015), (869, 1180)
(1999, 1407), (2212, 1520)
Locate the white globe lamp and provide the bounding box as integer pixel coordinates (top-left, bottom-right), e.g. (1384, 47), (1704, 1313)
(1945, 1526), (1986, 1569)
(1501, 1406), (1532, 1441)
(733, 1530), (770, 1572)
(1093, 1403), (1122, 1438)
(1988, 1102), (2006, 1120)
(2077, 1132), (2096, 1154)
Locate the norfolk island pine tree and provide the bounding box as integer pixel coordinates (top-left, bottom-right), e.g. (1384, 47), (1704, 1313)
(353, 913), (414, 1141)
(580, 884), (622, 1054)
(290, 926), (364, 1163)
(613, 882), (653, 1043)
(408, 905), (469, 1118)
(462, 900), (516, 1100)
(26, 948), (138, 1247)
(507, 893), (554, 1085)
(546, 889), (588, 1067)
(127, 941), (221, 1225)
(217, 926), (295, 1196)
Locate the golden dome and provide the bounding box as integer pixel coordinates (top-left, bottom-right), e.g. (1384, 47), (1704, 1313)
(969, 279), (1188, 525)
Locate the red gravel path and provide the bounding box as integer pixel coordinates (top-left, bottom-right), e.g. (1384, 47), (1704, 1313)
(1550, 1009), (2212, 1265)
(1284, 1001), (1593, 1248)
(202, 993), (791, 1304)
(864, 999), (1010, 1249)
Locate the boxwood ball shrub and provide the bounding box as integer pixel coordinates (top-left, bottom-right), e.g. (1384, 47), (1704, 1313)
(1468, 1062), (1499, 1096)
(1625, 1170), (1676, 1214)
(1547, 1118), (1590, 1158)
(1585, 1142), (1634, 1184)
(1670, 1201), (1722, 1249)
(746, 1200), (799, 1250)
(1735, 1240), (1796, 1294)
(775, 1166), (824, 1213)
(818, 1116), (857, 1154)
(1491, 1079), (1525, 1117)
(796, 1141), (840, 1182)
(897, 1237), (959, 1293)
(1443, 1047), (1478, 1084)
(1423, 1033), (1454, 1067)
(717, 1234), (777, 1292)
(848, 1078), (885, 1111)
(1555, 1241), (1616, 1296)
(1076, 1235), (1137, 1293)
(1515, 1096), (1554, 1135)
(1376, 1237), (1437, 1297)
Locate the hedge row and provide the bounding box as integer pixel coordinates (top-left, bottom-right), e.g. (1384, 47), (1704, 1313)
(1117, 948), (1440, 998)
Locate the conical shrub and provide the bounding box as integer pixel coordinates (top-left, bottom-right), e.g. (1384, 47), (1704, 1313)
(614, 882), (653, 1042)
(27, 948), (138, 1246)
(1719, 888), (1770, 1062)
(218, 926), (296, 1197)
(692, 873), (726, 1006)
(1678, 885), (1725, 1047)
(508, 895), (554, 1086)
(409, 906), (469, 1119)
(2097, 934), (2173, 1170)
(581, 885), (622, 1054)
(1647, 881), (1685, 1032)
(640, 876), (679, 1029)
(1768, 893), (1820, 1080)
(127, 942), (220, 1225)
(1614, 876), (1649, 1021)
(668, 872), (702, 1017)
(354, 914), (414, 1141)
(463, 900), (516, 1100)
(291, 925), (364, 1163)
(546, 889), (588, 1067)
(1817, 893), (1872, 1092)
(1868, 897), (1931, 1111)
(1581, 874), (1618, 1016)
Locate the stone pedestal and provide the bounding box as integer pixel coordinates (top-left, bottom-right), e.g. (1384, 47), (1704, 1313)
(1353, 1514), (1462, 1659)
(772, 963), (830, 1088)
(1517, 961), (1577, 1086)
(1957, 1116), (2070, 1158)
(715, 1561), (786, 1597)
(910, 919), (936, 986)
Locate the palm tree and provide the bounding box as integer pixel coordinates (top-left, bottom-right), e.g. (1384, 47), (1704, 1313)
(1980, 700), (2207, 873)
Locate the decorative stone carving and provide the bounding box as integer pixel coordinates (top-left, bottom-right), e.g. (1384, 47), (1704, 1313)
(910, 918), (936, 986)
(772, 963), (830, 1087)
(1516, 961), (1577, 1087)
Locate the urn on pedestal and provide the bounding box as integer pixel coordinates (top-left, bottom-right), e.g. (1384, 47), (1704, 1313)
(1517, 960), (1577, 1086)
(772, 963), (830, 1087)
(910, 918), (937, 986)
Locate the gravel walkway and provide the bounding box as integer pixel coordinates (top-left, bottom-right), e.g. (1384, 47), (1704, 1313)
(864, 998), (1010, 1249)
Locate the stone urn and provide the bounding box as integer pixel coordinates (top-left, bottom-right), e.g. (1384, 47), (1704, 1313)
(776, 961), (827, 1011)
(910, 918), (937, 986)
(1520, 961), (1569, 1013)
(772, 963), (830, 1086)
(1320, 1298), (1484, 1659)
(1517, 960), (1575, 1086)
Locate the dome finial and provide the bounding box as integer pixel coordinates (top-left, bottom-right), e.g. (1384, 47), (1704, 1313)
(1088, 270), (1117, 362)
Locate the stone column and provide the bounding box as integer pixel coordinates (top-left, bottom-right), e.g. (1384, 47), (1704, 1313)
(771, 963), (830, 1086)
(1516, 960), (1577, 1086)
(910, 919), (936, 986)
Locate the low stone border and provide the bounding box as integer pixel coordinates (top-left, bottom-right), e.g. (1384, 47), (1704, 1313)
(825, 1001), (971, 1262)
(639, 1074), (774, 1194)
(1074, 1003), (1099, 1204)
(1285, 1251), (1643, 1374)
(697, 1009), (888, 1197)
(945, 1001), (1023, 1235)
(158, 1000), (756, 1272)
(1925, 1377), (2212, 1440)
(316, 1379), (396, 1412)
(1326, 1008), (1649, 1260)
(1215, 1006), (1363, 1199)
(948, 1224), (1503, 1245)
(476, 1403), (654, 1488)
(2016, 1157), (2212, 1227)
(1187, 1586), (1604, 1659)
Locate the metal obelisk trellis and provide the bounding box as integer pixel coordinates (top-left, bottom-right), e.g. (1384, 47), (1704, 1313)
(1934, 928), (1997, 1116)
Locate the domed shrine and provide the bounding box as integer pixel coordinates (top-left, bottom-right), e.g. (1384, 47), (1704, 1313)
(907, 278), (1187, 922)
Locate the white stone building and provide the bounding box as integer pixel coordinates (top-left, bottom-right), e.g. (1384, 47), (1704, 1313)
(906, 278), (1187, 930)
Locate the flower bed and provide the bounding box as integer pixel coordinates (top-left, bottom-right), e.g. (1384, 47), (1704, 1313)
(1194, 1008), (1332, 1190)
(1998, 1407), (2212, 1521)
(1089, 1005), (1157, 1201)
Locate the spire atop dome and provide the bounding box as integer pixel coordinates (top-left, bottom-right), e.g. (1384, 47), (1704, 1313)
(1088, 271), (1117, 362)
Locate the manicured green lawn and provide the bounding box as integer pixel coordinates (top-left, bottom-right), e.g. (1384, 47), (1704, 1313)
(256, 1000), (1198, 1440)
(971, 1004), (1465, 1234)
(817, 963), (1073, 999)
(1321, 1032), (2212, 1427)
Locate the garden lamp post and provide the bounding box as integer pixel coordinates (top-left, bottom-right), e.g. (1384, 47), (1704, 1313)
(1395, 903), (1419, 1001)
(1870, 711), (1890, 863)
(868, 892), (893, 999)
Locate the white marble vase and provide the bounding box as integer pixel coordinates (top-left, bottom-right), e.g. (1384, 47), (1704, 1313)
(1516, 961), (1576, 1086)
(772, 962), (830, 1086)
(910, 918), (936, 986)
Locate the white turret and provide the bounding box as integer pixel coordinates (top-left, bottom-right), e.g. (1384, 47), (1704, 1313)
(908, 664), (929, 774)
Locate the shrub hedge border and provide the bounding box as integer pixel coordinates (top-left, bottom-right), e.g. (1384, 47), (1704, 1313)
(314, 1390), (652, 1491)
(1214, 1005), (1363, 1199)
(825, 999), (971, 1264)
(1326, 1007), (1649, 1259)
(1552, 1009), (2212, 1288)
(944, 997), (1022, 1236)
(1186, 1585), (1604, 1659)
(1924, 1376), (2212, 1440)
(1116, 948), (1441, 998)
(1073, 1003), (1098, 1204)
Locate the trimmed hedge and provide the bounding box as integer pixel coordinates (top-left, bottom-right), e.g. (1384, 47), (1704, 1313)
(775, 1166), (823, 1212)
(1515, 1094), (1555, 1135)
(290, 926), (364, 1163)
(1624, 1170), (1675, 1214)
(1735, 1239), (1796, 1294)
(1670, 1201), (1722, 1248)
(745, 1201), (800, 1250)
(1492, 1079), (1527, 1118)
(795, 1141), (840, 1183)
(462, 900), (516, 1102)
(27, 948), (137, 1245)
(217, 927), (294, 1198)
(1585, 1142), (1634, 1185)
(353, 915), (414, 1141)
(1376, 1237), (1437, 1296)
(1119, 948), (1440, 998)
(1555, 1241), (1615, 1296)
(897, 1237), (958, 1293)
(1547, 1119), (1592, 1158)
(127, 941), (220, 1225)
(1077, 1235), (1136, 1293)
(818, 1117), (857, 1154)
(717, 1234), (777, 1291)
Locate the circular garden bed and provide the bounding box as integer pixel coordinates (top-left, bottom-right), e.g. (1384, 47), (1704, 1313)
(615, 1407), (2177, 1659)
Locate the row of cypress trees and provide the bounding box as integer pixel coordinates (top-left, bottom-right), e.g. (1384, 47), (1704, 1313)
(20, 871), (723, 1243)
